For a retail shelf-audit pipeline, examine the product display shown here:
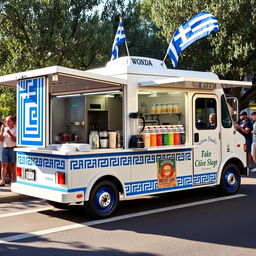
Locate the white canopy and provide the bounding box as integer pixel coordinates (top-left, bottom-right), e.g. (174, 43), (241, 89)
(138, 77), (252, 90)
(0, 66), (127, 94)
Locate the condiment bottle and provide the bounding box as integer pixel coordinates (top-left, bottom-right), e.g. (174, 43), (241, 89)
(90, 131), (100, 149)
(151, 104), (156, 113)
(116, 130), (122, 148)
(150, 127), (157, 147)
(157, 126), (163, 146)
(180, 126), (185, 144)
(168, 126), (174, 145)
(161, 104), (167, 113)
(142, 128), (151, 147)
(174, 126), (181, 145)
(162, 127), (168, 146)
(167, 103), (172, 113)
(156, 104), (161, 113)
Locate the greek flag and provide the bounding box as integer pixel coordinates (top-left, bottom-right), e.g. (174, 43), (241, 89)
(111, 20), (126, 60)
(167, 12), (219, 67)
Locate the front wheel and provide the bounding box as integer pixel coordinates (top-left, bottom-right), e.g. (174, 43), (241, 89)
(218, 163), (240, 195)
(85, 180), (119, 219)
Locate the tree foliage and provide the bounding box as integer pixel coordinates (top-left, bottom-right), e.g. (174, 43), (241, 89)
(0, 0), (111, 73)
(0, 0), (255, 114)
(0, 87), (16, 119)
(142, 0), (256, 109)
(101, 0), (166, 60)
(0, 0), (167, 117)
(142, 0), (256, 81)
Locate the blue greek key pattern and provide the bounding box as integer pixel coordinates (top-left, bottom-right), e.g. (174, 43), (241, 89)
(17, 155), (65, 170)
(17, 77), (46, 146)
(124, 173), (217, 196)
(125, 180), (158, 195)
(125, 175), (194, 196)
(194, 172), (217, 185)
(70, 151), (191, 170)
(177, 175), (193, 187)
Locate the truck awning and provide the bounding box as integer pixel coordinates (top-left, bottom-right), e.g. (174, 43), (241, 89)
(0, 66), (127, 94)
(138, 77), (252, 90)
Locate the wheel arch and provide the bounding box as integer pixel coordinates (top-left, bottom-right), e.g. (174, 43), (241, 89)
(84, 173), (125, 201)
(217, 157), (246, 184)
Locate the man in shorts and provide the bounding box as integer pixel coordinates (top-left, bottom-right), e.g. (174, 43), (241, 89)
(251, 112), (256, 165)
(235, 111), (253, 168)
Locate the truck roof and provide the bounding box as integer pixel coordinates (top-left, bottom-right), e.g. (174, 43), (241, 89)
(0, 56), (251, 91)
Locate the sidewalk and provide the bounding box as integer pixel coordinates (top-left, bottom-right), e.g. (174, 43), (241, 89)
(0, 183), (31, 203)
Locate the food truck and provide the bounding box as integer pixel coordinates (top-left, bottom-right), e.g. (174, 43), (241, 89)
(0, 56), (251, 218)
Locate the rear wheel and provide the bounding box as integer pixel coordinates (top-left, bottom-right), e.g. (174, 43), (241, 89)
(85, 180), (119, 218)
(219, 163), (240, 195)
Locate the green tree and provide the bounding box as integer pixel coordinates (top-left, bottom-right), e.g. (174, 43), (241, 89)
(142, 0), (256, 108)
(0, 87), (16, 119)
(0, 0), (167, 117)
(101, 0), (166, 60)
(0, 0), (108, 117)
(0, 0), (110, 73)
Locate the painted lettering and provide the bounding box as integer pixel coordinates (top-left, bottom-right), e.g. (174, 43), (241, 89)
(207, 159), (218, 168)
(131, 58), (153, 66)
(195, 160), (206, 167)
(201, 150), (211, 157)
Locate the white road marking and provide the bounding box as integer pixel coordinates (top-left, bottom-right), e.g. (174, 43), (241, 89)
(0, 194), (246, 243)
(0, 206), (54, 218)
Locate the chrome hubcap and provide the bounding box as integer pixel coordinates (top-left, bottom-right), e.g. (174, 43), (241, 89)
(227, 173), (236, 186)
(98, 192), (111, 208)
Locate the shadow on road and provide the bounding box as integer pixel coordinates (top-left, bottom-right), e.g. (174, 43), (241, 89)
(1, 178), (256, 253)
(0, 237), (155, 256)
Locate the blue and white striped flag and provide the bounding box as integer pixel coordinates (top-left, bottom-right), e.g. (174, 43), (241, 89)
(167, 12), (219, 67)
(111, 20), (127, 60)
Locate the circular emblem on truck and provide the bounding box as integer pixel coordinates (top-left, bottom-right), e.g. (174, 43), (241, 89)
(160, 163), (174, 178)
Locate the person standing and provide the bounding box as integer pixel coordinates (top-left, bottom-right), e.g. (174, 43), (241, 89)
(235, 111), (253, 168)
(251, 112), (256, 164)
(0, 120), (3, 181)
(0, 116), (17, 186)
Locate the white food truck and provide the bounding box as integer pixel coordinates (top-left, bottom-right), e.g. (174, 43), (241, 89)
(0, 56), (251, 218)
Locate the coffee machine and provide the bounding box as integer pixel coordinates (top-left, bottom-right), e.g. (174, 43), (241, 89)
(128, 112), (145, 148)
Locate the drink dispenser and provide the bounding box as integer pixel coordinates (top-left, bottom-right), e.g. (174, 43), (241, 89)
(129, 112), (146, 148)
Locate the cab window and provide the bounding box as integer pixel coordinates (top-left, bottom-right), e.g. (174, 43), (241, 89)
(195, 98), (217, 130)
(221, 95), (232, 128)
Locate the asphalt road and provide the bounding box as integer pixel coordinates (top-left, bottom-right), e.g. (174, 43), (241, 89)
(1, 175), (256, 256)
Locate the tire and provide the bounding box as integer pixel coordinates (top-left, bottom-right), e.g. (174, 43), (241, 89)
(218, 163), (241, 195)
(85, 180), (119, 219)
(45, 200), (70, 209)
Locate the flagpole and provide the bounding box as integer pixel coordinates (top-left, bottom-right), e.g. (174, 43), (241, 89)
(120, 17), (130, 57)
(162, 51), (168, 66)
(125, 40), (130, 56)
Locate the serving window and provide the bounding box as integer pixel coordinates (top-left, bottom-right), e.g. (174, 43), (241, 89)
(50, 90), (123, 144)
(138, 90), (186, 126)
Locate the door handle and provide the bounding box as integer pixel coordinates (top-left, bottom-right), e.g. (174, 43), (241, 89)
(194, 133), (199, 143)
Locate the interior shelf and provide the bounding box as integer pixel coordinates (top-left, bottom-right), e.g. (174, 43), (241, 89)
(144, 112), (181, 116)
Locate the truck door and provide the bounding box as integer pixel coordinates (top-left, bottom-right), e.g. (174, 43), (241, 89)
(193, 94), (220, 185)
